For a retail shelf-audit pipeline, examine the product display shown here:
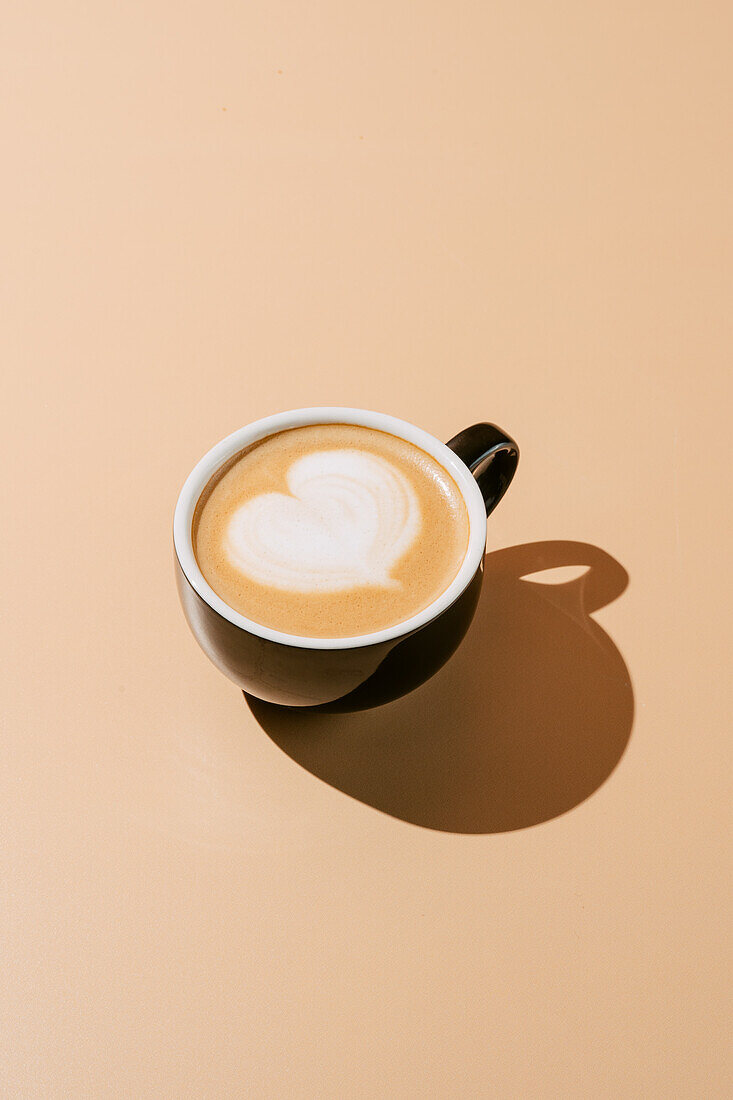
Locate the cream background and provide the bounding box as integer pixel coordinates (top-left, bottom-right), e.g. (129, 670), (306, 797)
(2, 2), (731, 1096)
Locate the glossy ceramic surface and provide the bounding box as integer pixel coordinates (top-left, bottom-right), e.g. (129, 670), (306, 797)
(174, 410), (518, 705)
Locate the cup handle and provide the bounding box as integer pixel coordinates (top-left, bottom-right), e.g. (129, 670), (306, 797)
(446, 423), (519, 517)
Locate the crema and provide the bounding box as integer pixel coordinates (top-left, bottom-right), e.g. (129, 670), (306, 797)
(193, 424), (469, 638)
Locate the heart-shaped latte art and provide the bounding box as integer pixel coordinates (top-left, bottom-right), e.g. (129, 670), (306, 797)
(225, 449), (422, 592)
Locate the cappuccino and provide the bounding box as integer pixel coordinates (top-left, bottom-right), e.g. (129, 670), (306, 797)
(193, 424), (469, 638)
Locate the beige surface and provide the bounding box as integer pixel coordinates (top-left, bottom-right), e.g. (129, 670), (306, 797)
(2, 1), (731, 1096)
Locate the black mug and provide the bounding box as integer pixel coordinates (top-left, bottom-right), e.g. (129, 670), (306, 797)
(174, 408), (518, 708)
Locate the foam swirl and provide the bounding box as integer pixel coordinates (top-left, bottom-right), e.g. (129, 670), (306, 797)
(225, 449), (422, 592)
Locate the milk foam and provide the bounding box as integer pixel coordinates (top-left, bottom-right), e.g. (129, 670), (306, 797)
(225, 449), (421, 592)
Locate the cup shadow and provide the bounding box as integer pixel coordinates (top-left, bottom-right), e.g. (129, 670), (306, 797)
(245, 541), (634, 833)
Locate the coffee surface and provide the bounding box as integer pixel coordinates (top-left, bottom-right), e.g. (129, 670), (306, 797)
(193, 424), (469, 637)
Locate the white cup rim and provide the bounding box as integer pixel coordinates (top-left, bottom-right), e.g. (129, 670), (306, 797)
(173, 407), (487, 650)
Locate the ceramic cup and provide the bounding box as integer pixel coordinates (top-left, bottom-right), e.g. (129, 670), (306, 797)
(174, 408), (518, 708)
